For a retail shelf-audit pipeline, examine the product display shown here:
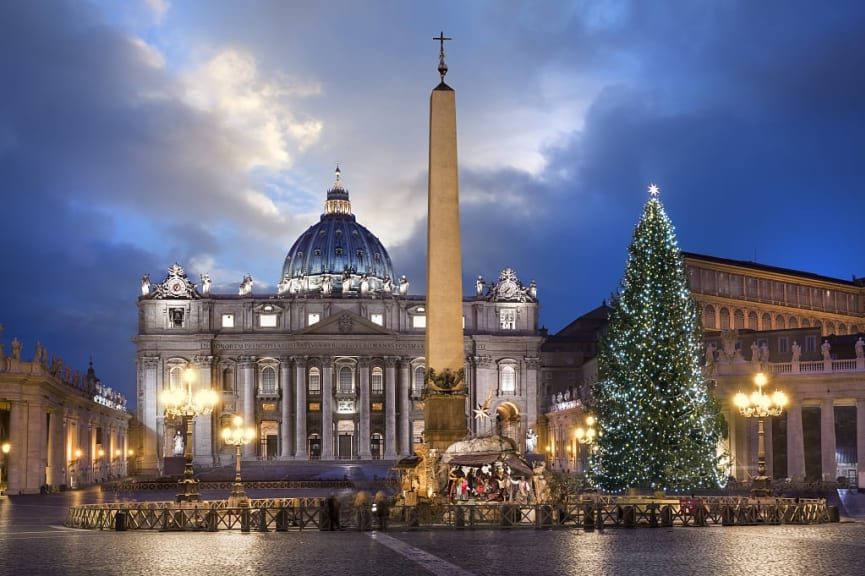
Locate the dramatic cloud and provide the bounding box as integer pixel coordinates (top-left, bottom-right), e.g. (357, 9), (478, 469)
(1, 0), (863, 402)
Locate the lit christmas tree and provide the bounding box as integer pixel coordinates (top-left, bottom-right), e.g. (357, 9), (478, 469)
(590, 184), (727, 492)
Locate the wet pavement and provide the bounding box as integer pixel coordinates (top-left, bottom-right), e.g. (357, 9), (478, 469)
(2, 487), (865, 576)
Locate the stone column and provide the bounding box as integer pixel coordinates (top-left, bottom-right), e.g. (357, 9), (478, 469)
(399, 360), (411, 457)
(384, 357), (398, 459)
(473, 356), (493, 437)
(786, 399), (805, 481)
(321, 358), (334, 460)
(139, 356), (161, 477)
(358, 357), (371, 459)
(293, 357), (308, 459)
(193, 355), (215, 465)
(857, 399), (865, 488)
(238, 357), (256, 458)
(280, 357), (293, 459)
(821, 398), (837, 482)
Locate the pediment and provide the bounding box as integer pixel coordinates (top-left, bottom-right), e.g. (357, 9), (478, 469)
(300, 310), (395, 336)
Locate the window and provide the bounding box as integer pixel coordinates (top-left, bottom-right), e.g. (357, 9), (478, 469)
(703, 305), (715, 329)
(169, 308), (184, 328)
(221, 314), (234, 328)
(413, 366), (425, 397)
(371, 367), (383, 395)
(260, 366), (277, 395)
(370, 313), (383, 326)
(500, 309), (516, 330)
(308, 313), (320, 326)
(259, 314), (277, 328)
(308, 368), (321, 395)
(501, 365), (516, 394)
(413, 420), (425, 445)
(371, 402), (383, 412)
(805, 335), (817, 353)
(778, 338), (789, 354)
(719, 308), (730, 330)
(412, 315), (426, 328)
(308, 402), (320, 412)
(338, 366), (353, 394)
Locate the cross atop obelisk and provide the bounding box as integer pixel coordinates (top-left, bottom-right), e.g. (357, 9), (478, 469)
(433, 31), (451, 82)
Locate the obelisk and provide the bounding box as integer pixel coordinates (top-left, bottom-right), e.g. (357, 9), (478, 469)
(423, 32), (467, 452)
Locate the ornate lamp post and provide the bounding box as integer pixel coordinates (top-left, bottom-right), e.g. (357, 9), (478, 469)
(734, 372), (787, 497)
(574, 415), (596, 477)
(221, 415), (256, 507)
(161, 368), (218, 503)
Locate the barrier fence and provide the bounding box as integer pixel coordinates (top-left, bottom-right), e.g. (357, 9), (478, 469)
(64, 494), (831, 532)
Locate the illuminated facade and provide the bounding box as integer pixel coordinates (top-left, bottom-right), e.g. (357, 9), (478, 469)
(0, 330), (130, 494)
(134, 170), (543, 478)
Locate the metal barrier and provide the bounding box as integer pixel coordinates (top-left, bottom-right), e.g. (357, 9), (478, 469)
(65, 495), (830, 531)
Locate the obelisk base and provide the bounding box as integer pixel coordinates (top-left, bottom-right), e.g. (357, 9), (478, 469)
(423, 395), (467, 452)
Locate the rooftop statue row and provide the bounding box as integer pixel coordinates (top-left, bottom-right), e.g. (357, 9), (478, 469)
(139, 263), (411, 300)
(0, 323), (127, 410)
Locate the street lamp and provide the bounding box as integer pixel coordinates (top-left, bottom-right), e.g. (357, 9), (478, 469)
(734, 372), (787, 497)
(575, 415), (596, 477)
(1, 442), (10, 494)
(221, 415), (256, 507)
(161, 368), (219, 503)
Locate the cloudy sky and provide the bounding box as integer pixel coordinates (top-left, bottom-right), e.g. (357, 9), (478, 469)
(1, 0), (863, 404)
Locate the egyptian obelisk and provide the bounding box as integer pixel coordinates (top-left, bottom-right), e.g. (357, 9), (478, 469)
(423, 32), (468, 452)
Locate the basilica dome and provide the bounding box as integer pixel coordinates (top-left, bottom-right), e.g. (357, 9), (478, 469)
(279, 167), (396, 296)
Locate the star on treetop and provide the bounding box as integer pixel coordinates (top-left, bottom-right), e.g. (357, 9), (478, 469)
(648, 183), (660, 198)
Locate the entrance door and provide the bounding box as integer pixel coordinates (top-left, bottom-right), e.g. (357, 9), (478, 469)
(338, 434), (353, 460)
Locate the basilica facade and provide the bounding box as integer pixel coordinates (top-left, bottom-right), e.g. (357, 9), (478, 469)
(134, 169), (543, 477)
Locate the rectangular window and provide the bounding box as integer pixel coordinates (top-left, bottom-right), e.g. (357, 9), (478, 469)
(370, 313), (383, 326)
(412, 315), (426, 328)
(778, 337), (789, 354)
(371, 371), (384, 395)
(500, 309), (516, 330)
(308, 313), (320, 326)
(805, 335), (817, 353)
(169, 307), (184, 328)
(308, 372), (321, 395)
(221, 314), (235, 328)
(259, 314), (277, 328)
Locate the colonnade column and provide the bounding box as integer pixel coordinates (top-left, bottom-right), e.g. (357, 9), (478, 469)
(193, 355), (214, 465)
(238, 357), (256, 459)
(321, 358), (334, 460)
(857, 399), (865, 488)
(398, 360), (411, 457)
(786, 399), (805, 481)
(384, 357), (397, 459)
(358, 358), (371, 459)
(293, 357), (308, 459)
(280, 357), (293, 459)
(821, 398), (837, 482)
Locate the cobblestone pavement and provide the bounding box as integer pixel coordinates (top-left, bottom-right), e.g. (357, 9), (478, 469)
(2, 489), (865, 576)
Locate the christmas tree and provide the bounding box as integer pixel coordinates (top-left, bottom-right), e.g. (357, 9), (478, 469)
(590, 184), (727, 492)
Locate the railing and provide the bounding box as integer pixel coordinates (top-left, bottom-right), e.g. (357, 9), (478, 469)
(65, 494), (831, 531)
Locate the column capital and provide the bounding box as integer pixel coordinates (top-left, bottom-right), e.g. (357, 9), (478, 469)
(290, 355), (308, 368)
(193, 355), (213, 368)
(384, 356), (399, 368)
(358, 356), (371, 369)
(321, 356), (334, 368)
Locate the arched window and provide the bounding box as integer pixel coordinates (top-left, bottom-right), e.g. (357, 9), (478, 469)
(702, 305), (716, 330)
(734, 309), (745, 329)
(413, 366), (425, 397)
(222, 368), (235, 393)
(801, 318), (811, 328)
(762, 313), (772, 330)
(371, 367), (383, 395)
(719, 308), (731, 330)
(839, 323), (847, 335)
(168, 366), (183, 390)
(775, 315), (785, 330)
(339, 366), (353, 394)
(748, 311), (758, 330)
(501, 365), (516, 394)
(789, 317), (799, 329)
(826, 321), (836, 335)
(260, 366), (277, 395)
(308, 368), (321, 396)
